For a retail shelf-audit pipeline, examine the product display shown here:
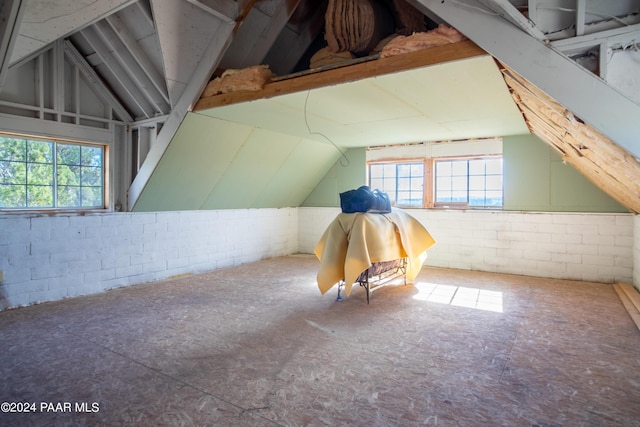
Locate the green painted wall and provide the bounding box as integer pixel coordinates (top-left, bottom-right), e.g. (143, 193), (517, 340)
(301, 148), (366, 207)
(134, 113), (341, 211)
(503, 134), (627, 212)
(134, 115), (626, 214)
(301, 135), (626, 213)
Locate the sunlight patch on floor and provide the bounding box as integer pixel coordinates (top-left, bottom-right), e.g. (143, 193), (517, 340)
(413, 282), (503, 312)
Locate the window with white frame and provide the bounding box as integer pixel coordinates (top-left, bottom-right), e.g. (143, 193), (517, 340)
(434, 157), (503, 208)
(368, 155), (503, 209)
(0, 134), (106, 209)
(369, 161), (425, 207)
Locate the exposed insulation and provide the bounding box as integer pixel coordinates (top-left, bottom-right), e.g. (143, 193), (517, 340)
(202, 65), (275, 97)
(309, 47), (355, 69)
(379, 25), (467, 58)
(501, 63), (640, 213)
(324, 0), (395, 54)
(392, 0), (426, 35)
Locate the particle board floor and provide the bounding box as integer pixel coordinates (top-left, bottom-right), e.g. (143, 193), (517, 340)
(1, 254), (640, 426)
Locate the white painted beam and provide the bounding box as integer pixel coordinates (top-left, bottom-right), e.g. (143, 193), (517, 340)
(128, 22), (236, 211)
(64, 40), (133, 123)
(576, 0), (586, 36)
(0, 0), (25, 87)
(551, 22), (640, 55)
(93, 20), (170, 113)
(80, 26), (157, 119)
(479, 0), (545, 40)
(409, 0), (640, 158)
(105, 14), (169, 105)
(185, 0), (237, 22)
(238, 0), (303, 67)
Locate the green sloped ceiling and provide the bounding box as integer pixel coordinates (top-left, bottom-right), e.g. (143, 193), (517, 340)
(133, 112), (342, 211)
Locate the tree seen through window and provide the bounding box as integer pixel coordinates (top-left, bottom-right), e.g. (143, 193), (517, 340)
(0, 135), (104, 209)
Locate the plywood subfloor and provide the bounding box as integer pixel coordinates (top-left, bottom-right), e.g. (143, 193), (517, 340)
(1, 254), (640, 426)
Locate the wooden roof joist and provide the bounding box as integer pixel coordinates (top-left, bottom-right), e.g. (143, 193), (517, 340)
(501, 62), (640, 214)
(193, 39), (486, 111)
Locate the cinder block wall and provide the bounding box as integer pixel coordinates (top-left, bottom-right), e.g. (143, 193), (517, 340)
(0, 208), (298, 310)
(300, 207), (634, 284)
(1, 207), (634, 310)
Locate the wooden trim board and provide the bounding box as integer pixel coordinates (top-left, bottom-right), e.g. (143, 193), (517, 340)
(613, 283), (640, 331)
(193, 40), (487, 111)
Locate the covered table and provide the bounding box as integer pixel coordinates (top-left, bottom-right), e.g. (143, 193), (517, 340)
(314, 207), (436, 298)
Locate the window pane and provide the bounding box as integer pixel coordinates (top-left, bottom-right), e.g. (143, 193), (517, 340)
(436, 162), (451, 176)
(397, 177), (410, 191)
(27, 140), (53, 163)
(370, 164), (384, 179)
(436, 176), (452, 191)
(0, 184), (25, 207)
(451, 161), (467, 175)
(81, 145), (102, 167)
(0, 161), (26, 184)
(436, 193), (451, 202)
(57, 165), (80, 186)
(0, 137), (26, 161)
(435, 156), (503, 208)
(451, 190), (467, 202)
(397, 164), (411, 177)
(486, 175), (502, 190)
(486, 158), (503, 174)
(469, 190), (485, 206)
(382, 164), (395, 177)
(28, 163), (54, 185)
(27, 185), (53, 207)
(58, 186), (80, 207)
(57, 144), (80, 165)
(82, 186), (103, 207)
(469, 175), (485, 191)
(370, 177), (384, 189)
(369, 161), (424, 207)
(81, 166), (102, 186)
(452, 176), (467, 191)
(468, 160), (485, 175)
(1, 136), (104, 210)
(486, 191), (503, 206)
(411, 178), (423, 191)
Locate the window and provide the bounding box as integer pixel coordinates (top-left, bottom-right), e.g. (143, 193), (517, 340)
(368, 155), (503, 209)
(435, 157), (502, 208)
(0, 134), (105, 209)
(369, 161), (424, 207)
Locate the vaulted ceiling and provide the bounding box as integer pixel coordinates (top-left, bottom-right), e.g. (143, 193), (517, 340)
(1, 0), (639, 212)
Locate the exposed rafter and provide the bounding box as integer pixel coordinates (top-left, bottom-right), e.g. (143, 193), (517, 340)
(236, 0), (303, 68)
(80, 26), (158, 119)
(551, 22), (640, 56)
(185, 0), (237, 22)
(0, 0), (25, 87)
(104, 14), (169, 105)
(502, 62), (640, 213)
(63, 40), (133, 123)
(128, 21), (237, 210)
(93, 20), (170, 114)
(478, 0), (546, 40)
(409, 0), (640, 160)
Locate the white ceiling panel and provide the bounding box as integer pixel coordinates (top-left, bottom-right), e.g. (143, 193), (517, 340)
(197, 55), (529, 147)
(11, 0), (136, 64)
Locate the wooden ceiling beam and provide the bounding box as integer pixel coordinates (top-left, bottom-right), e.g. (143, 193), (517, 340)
(501, 63), (640, 213)
(194, 40), (487, 111)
